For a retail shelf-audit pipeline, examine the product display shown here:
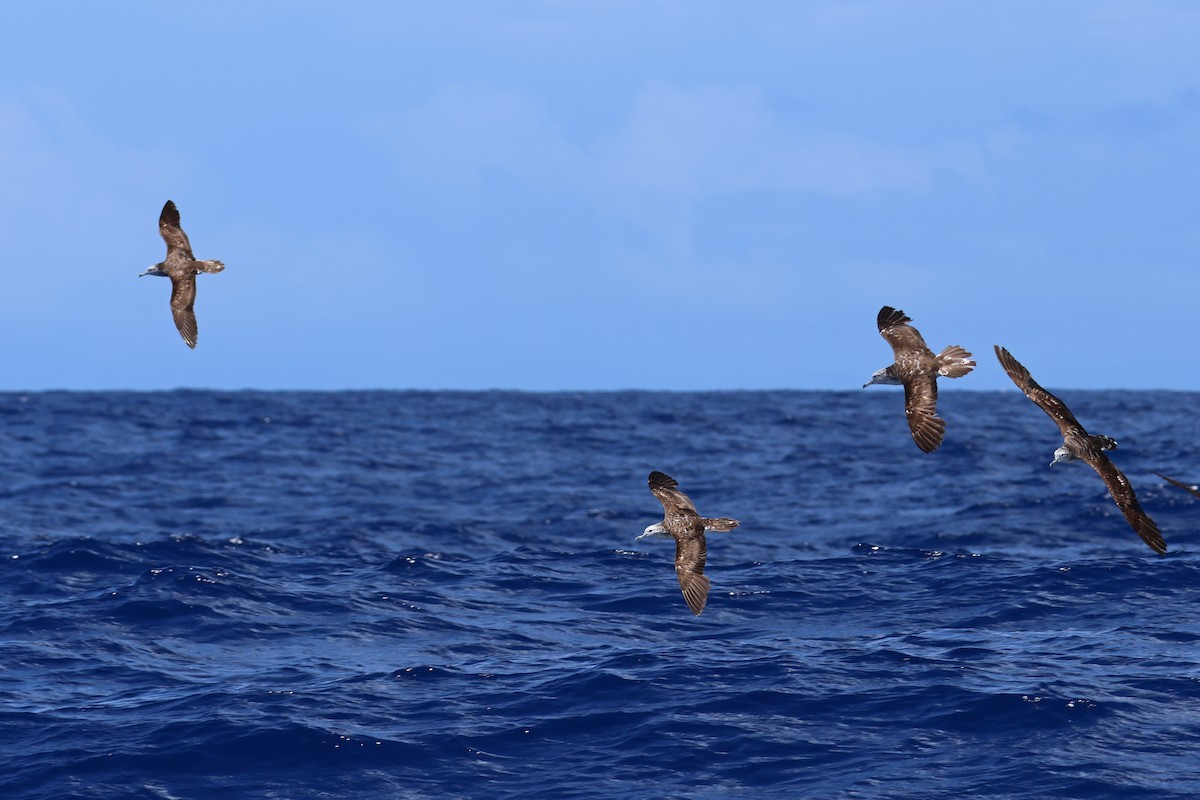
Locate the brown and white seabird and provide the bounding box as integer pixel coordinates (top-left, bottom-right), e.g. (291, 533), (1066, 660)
(995, 345), (1166, 555)
(864, 306), (975, 452)
(635, 471), (740, 616)
(1155, 473), (1200, 500)
(140, 200), (225, 348)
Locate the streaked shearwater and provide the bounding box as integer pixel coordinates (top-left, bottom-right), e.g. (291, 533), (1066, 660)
(636, 471), (739, 616)
(864, 306), (975, 452)
(994, 345), (1166, 555)
(140, 200), (225, 348)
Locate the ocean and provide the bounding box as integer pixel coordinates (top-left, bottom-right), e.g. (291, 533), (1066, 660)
(2, 389), (1199, 800)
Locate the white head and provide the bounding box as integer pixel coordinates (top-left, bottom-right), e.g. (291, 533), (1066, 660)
(140, 263), (166, 278)
(635, 522), (671, 542)
(1049, 446), (1077, 467)
(863, 367), (901, 388)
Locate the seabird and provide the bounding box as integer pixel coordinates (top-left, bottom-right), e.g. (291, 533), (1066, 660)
(864, 306), (975, 452)
(140, 200), (225, 348)
(994, 345), (1166, 555)
(1155, 472), (1200, 500)
(636, 471), (740, 616)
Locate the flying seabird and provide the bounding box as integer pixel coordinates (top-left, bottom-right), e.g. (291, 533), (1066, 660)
(994, 345), (1166, 555)
(635, 471), (740, 616)
(1155, 472), (1200, 500)
(864, 306), (975, 452)
(140, 200), (225, 348)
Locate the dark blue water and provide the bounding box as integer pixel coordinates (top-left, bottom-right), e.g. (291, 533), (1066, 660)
(2, 390), (1199, 799)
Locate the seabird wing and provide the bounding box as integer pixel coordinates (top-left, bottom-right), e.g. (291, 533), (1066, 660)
(903, 375), (945, 453)
(169, 273), (199, 349)
(1155, 472), (1200, 500)
(159, 200), (195, 261)
(649, 471), (699, 517)
(994, 346), (1085, 437)
(674, 532), (710, 615)
(877, 306), (932, 357)
(1086, 453), (1167, 555)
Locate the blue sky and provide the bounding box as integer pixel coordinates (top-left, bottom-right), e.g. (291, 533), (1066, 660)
(1, 1), (1197, 390)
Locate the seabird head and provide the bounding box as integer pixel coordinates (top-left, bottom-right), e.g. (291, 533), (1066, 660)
(636, 522), (671, 542)
(140, 263), (166, 278)
(863, 367), (902, 388)
(1050, 446), (1078, 467)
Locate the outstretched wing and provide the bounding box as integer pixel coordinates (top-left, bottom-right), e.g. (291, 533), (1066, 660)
(674, 533), (710, 615)
(903, 374), (945, 453)
(649, 471), (698, 517)
(1087, 453), (1167, 555)
(1155, 472), (1200, 500)
(159, 200), (195, 261)
(877, 306), (932, 358)
(994, 345), (1085, 437)
(169, 273), (198, 349)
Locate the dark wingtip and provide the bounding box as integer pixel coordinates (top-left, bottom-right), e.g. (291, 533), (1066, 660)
(680, 573), (710, 615)
(160, 199), (180, 227)
(877, 305), (912, 332)
(648, 471), (677, 491)
(993, 345), (1024, 381)
(1141, 521), (1168, 556)
(175, 314), (197, 349)
(913, 420), (946, 453)
(1154, 472), (1200, 500)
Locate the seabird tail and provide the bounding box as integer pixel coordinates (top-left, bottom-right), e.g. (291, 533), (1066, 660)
(702, 517), (740, 532)
(196, 259), (225, 274)
(936, 345), (975, 378)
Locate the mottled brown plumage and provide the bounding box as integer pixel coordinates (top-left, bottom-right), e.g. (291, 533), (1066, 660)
(865, 306), (974, 453)
(995, 345), (1166, 555)
(638, 471), (739, 616)
(141, 200), (225, 348)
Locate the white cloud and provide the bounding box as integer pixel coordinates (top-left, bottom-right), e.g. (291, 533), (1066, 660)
(0, 94), (191, 327)
(0, 93), (187, 219)
(363, 80), (966, 288)
(603, 82), (933, 198)
(365, 85), (588, 200)
(368, 81), (951, 208)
